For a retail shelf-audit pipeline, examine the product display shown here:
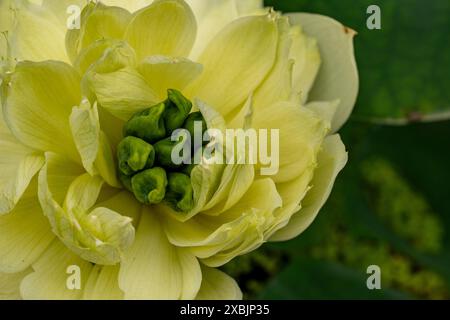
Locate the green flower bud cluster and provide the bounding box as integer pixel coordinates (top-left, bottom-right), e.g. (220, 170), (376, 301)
(117, 89), (206, 212)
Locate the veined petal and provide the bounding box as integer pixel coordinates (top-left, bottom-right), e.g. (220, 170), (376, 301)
(252, 101), (329, 183)
(270, 134), (348, 241)
(164, 178), (281, 267)
(119, 208), (201, 300)
(0, 269), (31, 300)
(186, 14), (278, 117)
(2, 0), (68, 62)
(289, 24), (321, 104)
(83, 264), (123, 300)
(186, 0), (238, 59)
(138, 55), (203, 100)
(288, 13), (359, 132)
(264, 169), (312, 238)
(253, 16), (293, 110)
(125, 0), (197, 62)
(201, 164), (254, 216)
(38, 153), (135, 265)
(70, 99), (120, 187)
(0, 115), (44, 214)
(74, 39), (137, 76)
(88, 67), (159, 121)
(3, 61), (81, 162)
(186, 0), (266, 58)
(101, 0), (153, 13)
(195, 265), (242, 300)
(66, 2), (132, 63)
(20, 240), (94, 300)
(0, 180), (54, 273)
(306, 100), (340, 125)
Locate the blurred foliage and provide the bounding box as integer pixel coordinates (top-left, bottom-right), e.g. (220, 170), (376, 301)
(266, 0), (450, 123)
(222, 0), (450, 300)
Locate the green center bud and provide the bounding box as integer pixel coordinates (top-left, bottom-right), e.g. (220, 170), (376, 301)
(117, 136), (155, 175)
(164, 89), (192, 133)
(116, 89), (205, 213)
(165, 173), (194, 212)
(131, 167), (168, 204)
(123, 103), (166, 144)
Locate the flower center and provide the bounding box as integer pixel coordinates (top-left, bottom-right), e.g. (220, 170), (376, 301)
(117, 89), (206, 212)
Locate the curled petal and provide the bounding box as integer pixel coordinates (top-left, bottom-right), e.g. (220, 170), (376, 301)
(288, 13), (359, 132)
(186, 14), (278, 117)
(3, 61), (81, 162)
(125, 0), (197, 61)
(270, 134), (348, 241)
(195, 265), (242, 300)
(38, 153), (135, 265)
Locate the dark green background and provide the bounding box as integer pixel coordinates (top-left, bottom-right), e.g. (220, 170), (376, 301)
(222, 0), (450, 300)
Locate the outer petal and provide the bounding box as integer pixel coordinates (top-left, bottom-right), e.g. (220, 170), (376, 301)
(253, 16), (293, 110)
(164, 178), (281, 267)
(20, 240), (94, 300)
(186, 0), (266, 58)
(195, 265), (242, 300)
(270, 134), (348, 241)
(83, 265), (124, 300)
(65, 2), (132, 63)
(38, 153), (135, 265)
(124, 0), (197, 61)
(252, 101), (329, 183)
(88, 67), (159, 121)
(119, 208), (202, 300)
(288, 13), (359, 132)
(70, 99), (120, 187)
(2, 0), (68, 62)
(185, 14), (278, 117)
(101, 0), (153, 13)
(0, 115), (44, 214)
(0, 180), (54, 273)
(138, 55), (203, 99)
(0, 269), (30, 300)
(3, 61), (81, 162)
(289, 24), (321, 104)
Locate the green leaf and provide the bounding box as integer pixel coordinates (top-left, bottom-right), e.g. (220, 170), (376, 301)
(259, 258), (410, 299)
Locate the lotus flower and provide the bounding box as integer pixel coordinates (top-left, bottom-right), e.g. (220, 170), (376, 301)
(0, 0), (358, 299)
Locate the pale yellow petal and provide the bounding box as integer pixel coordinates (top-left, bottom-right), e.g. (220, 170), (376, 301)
(195, 265), (242, 300)
(125, 0), (197, 61)
(119, 208), (201, 299)
(66, 2), (132, 63)
(289, 24), (321, 104)
(88, 67), (159, 121)
(253, 16), (293, 110)
(165, 178), (281, 267)
(0, 115), (43, 214)
(0, 269), (31, 300)
(70, 99), (120, 187)
(138, 55), (203, 99)
(3, 1), (68, 62)
(270, 134), (348, 241)
(101, 0), (153, 13)
(0, 181), (54, 273)
(20, 240), (94, 300)
(38, 153), (134, 265)
(3, 61), (81, 162)
(83, 265), (123, 300)
(186, 14), (278, 117)
(252, 101), (329, 183)
(288, 13), (359, 132)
